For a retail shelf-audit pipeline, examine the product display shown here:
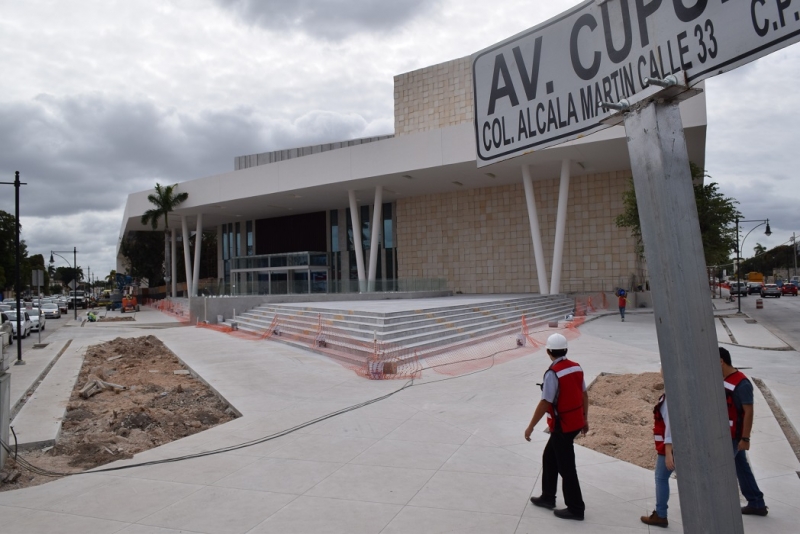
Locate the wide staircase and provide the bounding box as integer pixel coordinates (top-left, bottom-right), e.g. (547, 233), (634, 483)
(234, 295), (575, 366)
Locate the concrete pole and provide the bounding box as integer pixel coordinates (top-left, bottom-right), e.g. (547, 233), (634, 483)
(521, 165), (549, 295)
(181, 216), (193, 298)
(192, 213), (203, 296)
(624, 101), (744, 534)
(348, 190), (366, 291)
(170, 229), (177, 298)
(550, 159), (570, 295)
(367, 186), (383, 291)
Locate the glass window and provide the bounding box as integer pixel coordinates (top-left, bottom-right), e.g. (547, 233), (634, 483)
(330, 210), (339, 252)
(383, 202), (393, 249)
(346, 208), (354, 251)
(235, 222), (241, 257)
(246, 221), (253, 256)
(361, 205), (370, 250)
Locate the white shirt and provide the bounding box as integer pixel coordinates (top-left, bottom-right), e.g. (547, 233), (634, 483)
(660, 396), (672, 445)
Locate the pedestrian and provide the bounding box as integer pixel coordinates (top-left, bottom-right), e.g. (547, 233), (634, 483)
(641, 368), (674, 528)
(720, 347), (768, 516)
(618, 289), (628, 321)
(525, 333), (588, 521)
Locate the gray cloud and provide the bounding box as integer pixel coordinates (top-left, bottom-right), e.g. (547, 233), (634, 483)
(0, 94), (388, 219)
(214, 0), (439, 41)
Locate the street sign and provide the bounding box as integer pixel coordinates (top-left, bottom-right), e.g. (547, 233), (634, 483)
(472, 0), (800, 166)
(68, 280), (77, 290)
(31, 269), (44, 287)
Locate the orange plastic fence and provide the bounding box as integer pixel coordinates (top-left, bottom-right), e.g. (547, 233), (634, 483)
(188, 305), (601, 381)
(146, 298), (191, 322)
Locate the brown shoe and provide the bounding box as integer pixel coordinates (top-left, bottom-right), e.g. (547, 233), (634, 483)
(641, 511), (668, 527)
(741, 505), (768, 516)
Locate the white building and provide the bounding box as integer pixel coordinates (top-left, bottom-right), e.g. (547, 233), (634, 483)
(118, 56), (706, 298)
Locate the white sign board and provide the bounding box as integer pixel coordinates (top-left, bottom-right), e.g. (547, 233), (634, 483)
(473, 0), (800, 166)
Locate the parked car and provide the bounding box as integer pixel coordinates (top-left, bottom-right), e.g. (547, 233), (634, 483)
(761, 284), (782, 298)
(5, 310), (32, 338)
(747, 282), (763, 294)
(729, 281), (748, 296)
(1, 312), (13, 346)
(28, 308), (46, 331)
(57, 298), (69, 314)
(781, 283), (798, 296)
(41, 302), (61, 319)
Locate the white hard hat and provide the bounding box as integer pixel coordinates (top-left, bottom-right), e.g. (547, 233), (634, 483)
(546, 333), (568, 351)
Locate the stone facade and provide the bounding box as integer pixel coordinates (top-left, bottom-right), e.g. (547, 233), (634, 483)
(394, 56), (474, 136)
(396, 171), (641, 294)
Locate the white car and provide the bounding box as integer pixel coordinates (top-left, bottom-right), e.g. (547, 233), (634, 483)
(5, 310), (32, 338)
(29, 308), (46, 331)
(41, 302), (61, 319)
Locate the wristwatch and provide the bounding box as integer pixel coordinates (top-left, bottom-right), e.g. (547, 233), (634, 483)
(741, 437), (750, 442)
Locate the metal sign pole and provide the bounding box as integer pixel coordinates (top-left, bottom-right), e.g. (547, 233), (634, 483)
(623, 99), (743, 533)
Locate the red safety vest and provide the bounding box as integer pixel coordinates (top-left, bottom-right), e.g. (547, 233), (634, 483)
(545, 359), (585, 433)
(724, 371), (749, 439)
(653, 394), (667, 455)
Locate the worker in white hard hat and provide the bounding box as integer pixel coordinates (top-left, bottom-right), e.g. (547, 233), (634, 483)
(524, 333), (589, 521)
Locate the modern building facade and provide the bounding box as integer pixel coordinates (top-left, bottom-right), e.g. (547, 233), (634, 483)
(119, 56), (707, 297)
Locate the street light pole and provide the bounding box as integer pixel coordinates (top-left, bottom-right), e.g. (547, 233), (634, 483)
(0, 172), (28, 364)
(735, 217), (772, 314)
(50, 248), (79, 320)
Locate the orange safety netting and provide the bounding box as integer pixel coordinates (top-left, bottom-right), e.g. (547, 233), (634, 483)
(189, 307), (596, 381)
(573, 292), (609, 316)
(146, 298), (191, 322)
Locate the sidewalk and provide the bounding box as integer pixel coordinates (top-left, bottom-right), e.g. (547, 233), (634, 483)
(1, 302), (798, 533)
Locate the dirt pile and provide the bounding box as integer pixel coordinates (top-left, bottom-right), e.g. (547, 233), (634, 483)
(1, 335), (237, 491)
(576, 372), (663, 470)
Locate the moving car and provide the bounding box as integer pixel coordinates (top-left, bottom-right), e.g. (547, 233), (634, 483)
(760, 284), (782, 298)
(729, 281), (748, 296)
(1, 312), (13, 346)
(41, 302), (61, 318)
(781, 283), (798, 296)
(747, 282), (763, 295)
(28, 308), (46, 331)
(5, 310), (32, 338)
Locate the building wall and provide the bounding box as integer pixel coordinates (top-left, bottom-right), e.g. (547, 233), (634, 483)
(394, 56), (474, 136)
(396, 171), (640, 294)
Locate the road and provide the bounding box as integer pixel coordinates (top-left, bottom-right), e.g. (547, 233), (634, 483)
(3, 310), (75, 361)
(735, 291), (800, 351)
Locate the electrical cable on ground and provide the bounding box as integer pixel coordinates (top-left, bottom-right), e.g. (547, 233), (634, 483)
(1, 346), (523, 479)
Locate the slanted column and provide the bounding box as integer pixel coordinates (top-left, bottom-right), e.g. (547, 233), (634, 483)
(348, 190), (366, 291)
(522, 165), (549, 295)
(550, 159), (570, 295)
(192, 213), (203, 296)
(170, 228), (177, 298)
(181, 216), (193, 298)
(367, 186), (383, 291)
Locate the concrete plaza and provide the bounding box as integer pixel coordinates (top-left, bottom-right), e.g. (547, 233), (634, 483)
(1, 297), (798, 533)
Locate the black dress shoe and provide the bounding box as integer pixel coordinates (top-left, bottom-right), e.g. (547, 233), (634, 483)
(741, 505), (768, 516)
(530, 495), (556, 509)
(553, 508), (584, 521)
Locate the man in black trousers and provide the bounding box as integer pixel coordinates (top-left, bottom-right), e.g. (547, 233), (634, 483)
(525, 333), (589, 521)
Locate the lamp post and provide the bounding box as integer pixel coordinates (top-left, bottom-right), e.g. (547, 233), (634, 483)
(1, 171), (27, 364)
(734, 217), (771, 314)
(50, 248), (79, 320)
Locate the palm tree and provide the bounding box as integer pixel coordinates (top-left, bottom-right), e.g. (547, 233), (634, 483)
(141, 184), (188, 292)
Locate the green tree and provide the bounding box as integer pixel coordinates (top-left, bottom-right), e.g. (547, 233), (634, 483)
(615, 163), (741, 266)
(55, 266), (84, 288)
(0, 210), (29, 292)
(140, 184), (188, 289)
(120, 231), (167, 287)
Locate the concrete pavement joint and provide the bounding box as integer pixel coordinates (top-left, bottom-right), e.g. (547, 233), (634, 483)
(11, 339), (73, 419)
(753, 378), (800, 464)
(718, 318), (737, 344)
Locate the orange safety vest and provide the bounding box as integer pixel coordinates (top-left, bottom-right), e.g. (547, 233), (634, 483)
(724, 371), (749, 439)
(545, 359), (585, 433)
(653, 394), (667, 455)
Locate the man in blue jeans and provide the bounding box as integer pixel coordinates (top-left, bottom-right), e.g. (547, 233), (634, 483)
(720, 347), (768, 516)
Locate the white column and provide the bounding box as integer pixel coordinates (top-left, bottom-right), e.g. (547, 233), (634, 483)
(192, 213), (203, 296)
(550, 159), (571, 295)
(181, 216), (193, 298)
(170, 228), (177, 298)
(348, 190), (366, 291)
(367, 186), (383, 290)
(522, 165), (549, 295)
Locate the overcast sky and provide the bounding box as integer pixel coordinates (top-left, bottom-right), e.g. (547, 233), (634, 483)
(1, 0), (797, 281)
